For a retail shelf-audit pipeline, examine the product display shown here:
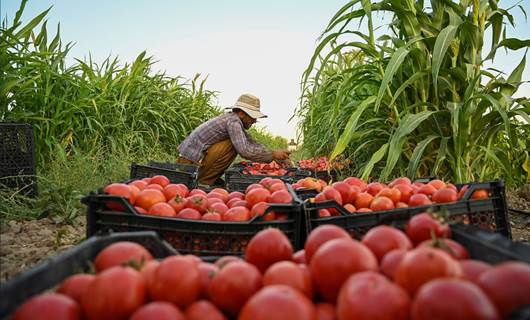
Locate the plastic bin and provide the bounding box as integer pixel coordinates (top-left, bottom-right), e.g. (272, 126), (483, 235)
(130, 162), (198, 189)
(82, 185), (304, 259)
(0, 122), (37, 197)
(303, 180), (511, 240)
(0, 231), (177, 318)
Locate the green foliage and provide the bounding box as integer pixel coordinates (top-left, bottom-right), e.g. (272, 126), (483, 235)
(297, 0), (530, 186)
(1, 0), (221, 170)
(249, 126), (288, 150)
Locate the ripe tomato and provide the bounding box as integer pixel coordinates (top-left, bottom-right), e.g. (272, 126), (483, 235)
(376, 187), (401, 204)
(206, 192), (226, 203)
(228, 191), (245, 201)
(81, 266), (147, 320)
(148, 202), (176, 217)
(129, 302), (185, 320)
(269, 182), (287, 193)
(189, 188), (207, 196)
(129, 180), (148, 191)
(12, 293), (81, 320)
(361, 226), (412, 261)
(393, 183), (413, 203)
(94, 241), (153, 272)
(332, 181), (357, 204)
(269, 190), (293, 204)
(208, 261), (262, 316)
(163, 184), (185, 201)
(149, 175), (170, 187)
(343, 177), (367, 190)
(337, 271), (410, 320)
(245, 188), (271, 208)
(239, 285), (317, 320)
(184, 300), (227, 320)
(416, 184), (437, 196)
(315, 303), (335, 320)
(366, 182), (385, 196)
(369, 196), (395, 211)
(407, 193), (432, 207)
(405, 212), (451, 245)
(201, 212), (222, 221)
(140, 260), (159, 289)
(145, 183), (164, 192)
(197, 262), (219, 299)
(148, 256), (201, 308)
(135, 189), (166, 211)
(432, 187), (458, 203)
(427, 179), (446, 190)
(304, 224), (351, 263)
(459, 260), (491, 284)
(477, 261), (530, 317)
(412, 278), (500, 320)
(245, 228), (293, 273)
(176, 208), (202, 220)
(380, 249), (407, 280)
(246, 183), (264, 193)
(388, 177), (411, 187)
(103, 183), (136, 210)
(292, 249), (306, 264)
(214, 255), (242, 269)
(417, 238), (469, 260)
(263, 261), (313, 298)
(250, 202), (275, 221)
(56, 274), (95, 304)
(185, 194), (208, 213)
(354, 192), (374, 209)
(395, 247), (462, 295)
(223, 206), (250, 221)
(310, 238), (378, 302)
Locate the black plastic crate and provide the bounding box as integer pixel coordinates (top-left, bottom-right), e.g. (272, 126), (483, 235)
(0, 231), (177, 318)
(130, 162), (198, 189)
(225, 165), (311, 192)
(451, 223), (530, 264)
(82, 186), (304, 259)
(303, 180), (511, 240)
(0, 122), (37, 197)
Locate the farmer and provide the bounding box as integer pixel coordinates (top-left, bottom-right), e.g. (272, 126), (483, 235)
(177, 93), (291, 186)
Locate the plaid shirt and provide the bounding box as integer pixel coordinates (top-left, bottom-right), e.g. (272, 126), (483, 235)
(178, 112), (273, 163)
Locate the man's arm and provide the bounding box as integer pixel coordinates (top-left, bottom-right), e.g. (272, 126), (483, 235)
(227, 121), (274, 163)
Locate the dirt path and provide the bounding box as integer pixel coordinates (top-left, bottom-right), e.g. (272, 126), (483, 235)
(1, 191), (529, 283)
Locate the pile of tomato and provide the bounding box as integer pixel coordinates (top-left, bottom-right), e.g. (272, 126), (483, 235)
(12, 212), (530, 320)
(298, 156), (347, 171)
(293, 176), (489, 216)
(102, 175), (294, 222)
(239, 161), (289, 176)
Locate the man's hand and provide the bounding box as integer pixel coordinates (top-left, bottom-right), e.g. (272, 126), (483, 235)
(272, 150), (291, 160)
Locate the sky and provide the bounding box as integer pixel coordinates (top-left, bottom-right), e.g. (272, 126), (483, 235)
(2, 0), (530, 141)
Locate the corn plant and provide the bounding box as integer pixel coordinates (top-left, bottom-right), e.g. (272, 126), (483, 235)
(1, 0), (221, 168)
(297, 0), (530, 186)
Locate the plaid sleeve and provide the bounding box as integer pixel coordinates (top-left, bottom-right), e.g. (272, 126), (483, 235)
(227, 120), (273, 163)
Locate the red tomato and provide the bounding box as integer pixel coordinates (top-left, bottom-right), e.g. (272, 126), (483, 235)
(209, 202), (228, 215)
(163, 184), (185, 201)
(380, 249), (407, 280)
(376, 187), (401, 204)
(310, 238), (378, 302)
(228, 191), (245, 201)
(245, 228), (293, 273)
(103, 183), (135, 210)
(81, 266), (147, 320)
(56, 274), (95, 304)
(407, 193), (432, 207)
(478, 261), (530, 317)
(185, 300), (227, 320)
(366, 182), (386, 196)
(269, 190), (293, 204)
(388, 177), (411, 187)
(201, 212), (222, 221)
(332, 181), (356, 204)
(245, 188), (271, 208)
(432, 187), (458, 203)
(129, 302), (185, 320)
(189, 188), (207, 196)
(148, 256), (201, 308)
(246, 183), (264, 193)
(412, 278), (500, 320)
(304, 224), (351, 263)
(250, 202), (275, 221)
(393, 183), (413, 203)
(185, 194), (208, 213)
(223, 206), (250, 221)
(214, 255), (243, 269)
(135, 189), (166, 211)
(168, 195), (186, 213)
(197, 262), (219, 299)
(315, 303), (335, 320)
(149, 175), (170, 187)
(239, 285), (317, 320)
(361, 226), (412, 261)
(94, 241), (153, 272)
(395, 247), (462, 295)
(460, 260), (491, 283)
(208, 261), (262, 316)
(12, 293), (81, 320)
(140, 260), (159, 289)
(417, 238), (469, 260)
(370, 196), (395, 211)
(337, 271), (410, 320)
(263, 261), (313, 298)
(405, 213), (451, 245)
(129, 180), (148, 191)
(175, 208), (201, 220)
(292, 249), (307, 264)
(148, 202), (176, 217)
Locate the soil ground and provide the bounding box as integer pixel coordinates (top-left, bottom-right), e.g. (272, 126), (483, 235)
(1, 190), (529, 283)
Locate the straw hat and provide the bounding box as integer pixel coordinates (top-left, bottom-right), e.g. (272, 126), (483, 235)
(229, 94), (267, 119)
